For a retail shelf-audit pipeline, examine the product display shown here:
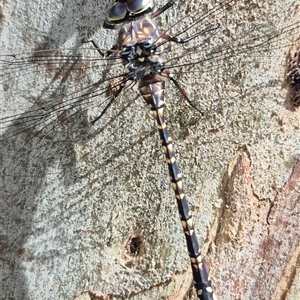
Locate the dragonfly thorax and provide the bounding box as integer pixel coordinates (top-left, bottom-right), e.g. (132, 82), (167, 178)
(117, 15), (164, 81)
(121, 41), (155, 62)
(117, 16), (160, 49)
(127, 60), (163, 81)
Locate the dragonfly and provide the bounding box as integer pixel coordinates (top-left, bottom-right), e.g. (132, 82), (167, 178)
(1, 0), (299, 299)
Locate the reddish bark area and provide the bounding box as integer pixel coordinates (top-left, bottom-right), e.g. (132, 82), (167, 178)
(209, 153), (300, 300)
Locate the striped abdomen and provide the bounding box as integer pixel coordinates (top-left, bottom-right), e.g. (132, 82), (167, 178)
(138, 74), (214, 300)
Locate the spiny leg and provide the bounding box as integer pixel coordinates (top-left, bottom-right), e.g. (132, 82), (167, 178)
(151, 0), (175, 19)
(82, 39), (118, 57)
(169, 76), (204, 114)
(139, 76), (213, 300)
(91, 77), (132, 125)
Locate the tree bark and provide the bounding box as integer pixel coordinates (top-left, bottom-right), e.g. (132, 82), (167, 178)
(0, 0), (299, 299)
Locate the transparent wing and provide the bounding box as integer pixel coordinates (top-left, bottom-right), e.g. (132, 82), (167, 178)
(1, 0), (299, 299)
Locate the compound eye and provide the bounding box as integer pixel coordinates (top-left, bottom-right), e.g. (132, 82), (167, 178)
(106, 2), (127, 23)
(127, 0), (155, 14)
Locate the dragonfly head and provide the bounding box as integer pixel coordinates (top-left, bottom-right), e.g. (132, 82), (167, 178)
(104, 0), (155, 29)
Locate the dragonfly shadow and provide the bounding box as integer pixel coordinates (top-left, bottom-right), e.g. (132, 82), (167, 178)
(34, 0), (108, 50)
(0, 58), (99, 300)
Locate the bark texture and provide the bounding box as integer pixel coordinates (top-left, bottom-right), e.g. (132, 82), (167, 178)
(0, 0), (299, 299)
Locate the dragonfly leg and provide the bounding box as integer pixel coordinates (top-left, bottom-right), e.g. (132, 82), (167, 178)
(169, 76), (204, 115)
(151, 0), (175, 19)
(91, 77), (131, 125)
(82, 39), (118, 57)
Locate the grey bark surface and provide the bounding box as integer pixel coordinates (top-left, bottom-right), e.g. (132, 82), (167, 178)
(0, 0), (299, 300)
